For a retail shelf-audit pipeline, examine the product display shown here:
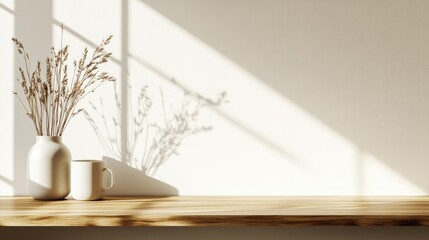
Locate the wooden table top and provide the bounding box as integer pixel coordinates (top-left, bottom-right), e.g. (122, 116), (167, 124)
(1, 196), (429, 226)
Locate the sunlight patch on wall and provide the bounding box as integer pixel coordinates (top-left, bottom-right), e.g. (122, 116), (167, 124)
(361, 153), (425, 195)
(52, 0), (121, 56)
(52, 0), (122, 161)
(0, 1), (15, 195)
(0, 0), (14, 10)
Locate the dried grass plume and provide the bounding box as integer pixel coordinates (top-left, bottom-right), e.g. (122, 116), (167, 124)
(12, 24), (115, 136)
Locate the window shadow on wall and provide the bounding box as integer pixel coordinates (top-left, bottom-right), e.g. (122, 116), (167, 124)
(140, 0), (429, 193)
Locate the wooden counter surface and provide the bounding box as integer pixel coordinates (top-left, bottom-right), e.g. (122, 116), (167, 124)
(1, 196), (429, 226)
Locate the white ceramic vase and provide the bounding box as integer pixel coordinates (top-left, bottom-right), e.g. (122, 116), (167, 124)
(27, 136), (71, 200)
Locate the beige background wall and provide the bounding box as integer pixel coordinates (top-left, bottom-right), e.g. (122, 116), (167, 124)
(2, 0), (429, 238)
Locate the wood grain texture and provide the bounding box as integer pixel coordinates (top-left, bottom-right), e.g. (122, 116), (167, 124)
(1, 196), (429, 226)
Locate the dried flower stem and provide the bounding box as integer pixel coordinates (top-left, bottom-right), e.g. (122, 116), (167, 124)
(12, 24), (115, 136)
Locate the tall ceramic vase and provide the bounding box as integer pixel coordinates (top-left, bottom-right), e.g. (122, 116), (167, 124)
(27, 136), (71, 200)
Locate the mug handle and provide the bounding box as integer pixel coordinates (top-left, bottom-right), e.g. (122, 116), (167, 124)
(102, 167), (114, 190)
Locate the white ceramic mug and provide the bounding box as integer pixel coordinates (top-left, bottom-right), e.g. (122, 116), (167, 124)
(71, 160), (114, 200)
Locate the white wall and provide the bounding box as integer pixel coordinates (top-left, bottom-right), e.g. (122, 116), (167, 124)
(3, 0), (429, 239)
(2, 0), (429, 197)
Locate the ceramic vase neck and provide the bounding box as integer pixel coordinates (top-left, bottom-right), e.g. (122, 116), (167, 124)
(36, 136), (62, 143)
